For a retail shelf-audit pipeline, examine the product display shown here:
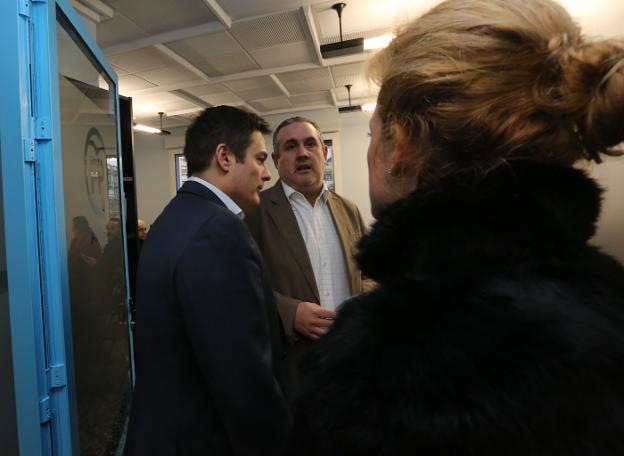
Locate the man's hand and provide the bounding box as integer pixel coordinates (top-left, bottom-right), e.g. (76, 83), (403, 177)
(294, 301), (337, 340)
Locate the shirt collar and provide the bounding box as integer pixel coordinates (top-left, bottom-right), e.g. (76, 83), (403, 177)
(187, 176), (245, 219)
(281, 180), (329, 204)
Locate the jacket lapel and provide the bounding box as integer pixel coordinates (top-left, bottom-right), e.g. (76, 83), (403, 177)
(266, 182), (320, 301)
(327, 192), (358, 294)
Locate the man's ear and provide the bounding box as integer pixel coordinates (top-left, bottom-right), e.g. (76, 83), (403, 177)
(214, 143), (232, 172)
(271, 153), (279, 168)
(322, 143), (328, 161)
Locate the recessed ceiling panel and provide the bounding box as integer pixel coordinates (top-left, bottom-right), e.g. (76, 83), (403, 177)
(112, 64), (130, 76)
(223, 76), (274, 92)
(224, 76), (284, 102)
(166, 31), (244, 63)
(249, 96), (293, 112)
(218, 0), (309, 18)
(132, 95), (198, 122)
(290, 91), (333, 106)
(99, 0), (217, 36)
(173, 112), (200, 123)
(195, 53), (259, 76)
(330, 62), (366, 87)
(97, 13), (147, 49)
(250, 41), (317, 68)
(108, 47), (176, 74)
(199, 92), (244, 106)
(138, 65), (199, 86)
(230, 10), (307, 49)
(136, 113), (189, 128)
(118, 74), (156, 93)
(277, 67), (333, 94)
(184, 84), (232, 97)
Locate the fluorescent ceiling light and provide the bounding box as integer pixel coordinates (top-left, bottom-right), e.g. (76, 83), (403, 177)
(364, 34), (394, 50)
(133, 124), (161, 134)
(362, 102), (376, 112)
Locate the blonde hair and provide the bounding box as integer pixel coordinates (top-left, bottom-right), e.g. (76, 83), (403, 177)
(367, 0), (624, 183)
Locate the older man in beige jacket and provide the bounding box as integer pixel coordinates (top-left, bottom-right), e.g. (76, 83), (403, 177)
(246, 117), (370, 365)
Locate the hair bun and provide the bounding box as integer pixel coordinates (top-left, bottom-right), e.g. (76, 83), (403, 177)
(562, 41), (624, 159)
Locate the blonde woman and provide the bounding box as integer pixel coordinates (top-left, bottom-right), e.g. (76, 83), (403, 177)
(293, 0), (624, 454)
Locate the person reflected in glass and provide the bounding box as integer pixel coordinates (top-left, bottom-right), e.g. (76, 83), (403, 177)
(137, 218), (147, 257)
(293, 0), (624, 454)
(68, 215), (101, 272)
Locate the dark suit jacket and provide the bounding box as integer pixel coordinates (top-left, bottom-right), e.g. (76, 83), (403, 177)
(245, 181), (369, 341)
(125, 180), (291, 455)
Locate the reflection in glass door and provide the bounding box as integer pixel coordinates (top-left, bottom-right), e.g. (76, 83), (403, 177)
(56, 11), (131, 456)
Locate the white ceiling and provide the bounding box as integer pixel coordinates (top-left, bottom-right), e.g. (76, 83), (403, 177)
(72, 0), (624, 129)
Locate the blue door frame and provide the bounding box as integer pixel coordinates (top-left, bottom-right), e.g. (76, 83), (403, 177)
(0, 1), (131, 454)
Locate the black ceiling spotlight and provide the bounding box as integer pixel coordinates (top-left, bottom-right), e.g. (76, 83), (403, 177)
(338, 84), (362, 113)
(320, 3), (364, 59)
(157, 112), (172, 135)
(133, 111), (171, 135)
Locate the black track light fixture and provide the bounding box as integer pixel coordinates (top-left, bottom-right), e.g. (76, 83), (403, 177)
(320, 3), (364, 59)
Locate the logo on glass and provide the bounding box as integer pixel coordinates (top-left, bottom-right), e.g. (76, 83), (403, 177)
(84, 127), (106, 216)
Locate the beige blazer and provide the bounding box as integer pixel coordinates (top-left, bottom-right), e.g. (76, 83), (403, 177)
(246, 181), (369, 340)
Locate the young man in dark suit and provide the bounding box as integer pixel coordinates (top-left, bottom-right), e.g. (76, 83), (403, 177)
(125, 106), (291, 455)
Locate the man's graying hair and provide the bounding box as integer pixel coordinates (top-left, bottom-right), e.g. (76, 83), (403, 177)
(272, 116), (324, 158)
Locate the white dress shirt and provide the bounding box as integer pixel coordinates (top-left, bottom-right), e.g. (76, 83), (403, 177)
(282, 181), (350, 311)
(188, 176), (244, 219)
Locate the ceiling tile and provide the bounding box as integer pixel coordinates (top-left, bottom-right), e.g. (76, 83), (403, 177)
(97, 13), (147, 48)
(290, 91), (333, 106)
(277, 67), (333, 94)
(183, 84), (232, 97)
(199, 92), (244, 106)
(166, 31), (244, 63)
(250, 41), (317, 68)
(195, 53), (259, 76)
(108, 47), (175, 74)
(330, 62), (366, 87)
(99, 0), (217, 36)
(118, 74), (156, 93)
(112, 64), (130, 76)
(172, 112), (200, 123)
(137, 65), (199, 86)
(222, 75), (287, 101)
(230, 10), (307, 49)
(135, 113), (188, 128)
(236, 86), (284, 101)
(223, 76), (274, 91)
(249, 96), (293, 112)
(218, 0), (301, 18)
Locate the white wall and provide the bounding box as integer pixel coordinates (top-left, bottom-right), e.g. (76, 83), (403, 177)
(133, 133), (172, 227)
(589, 158), (624, 262)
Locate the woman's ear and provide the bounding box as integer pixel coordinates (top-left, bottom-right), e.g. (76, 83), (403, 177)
(388, 123), (413, 176)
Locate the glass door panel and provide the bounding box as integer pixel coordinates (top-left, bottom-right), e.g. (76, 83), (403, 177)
(56, 12), (130, 456)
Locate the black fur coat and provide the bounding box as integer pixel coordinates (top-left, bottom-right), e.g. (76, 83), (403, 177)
(293, 162), (624, 456)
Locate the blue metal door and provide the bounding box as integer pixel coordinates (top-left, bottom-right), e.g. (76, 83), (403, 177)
(0, 1), (133, 455)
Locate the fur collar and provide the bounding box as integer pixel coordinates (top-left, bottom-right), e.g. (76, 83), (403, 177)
(357, 161), (603, 282)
